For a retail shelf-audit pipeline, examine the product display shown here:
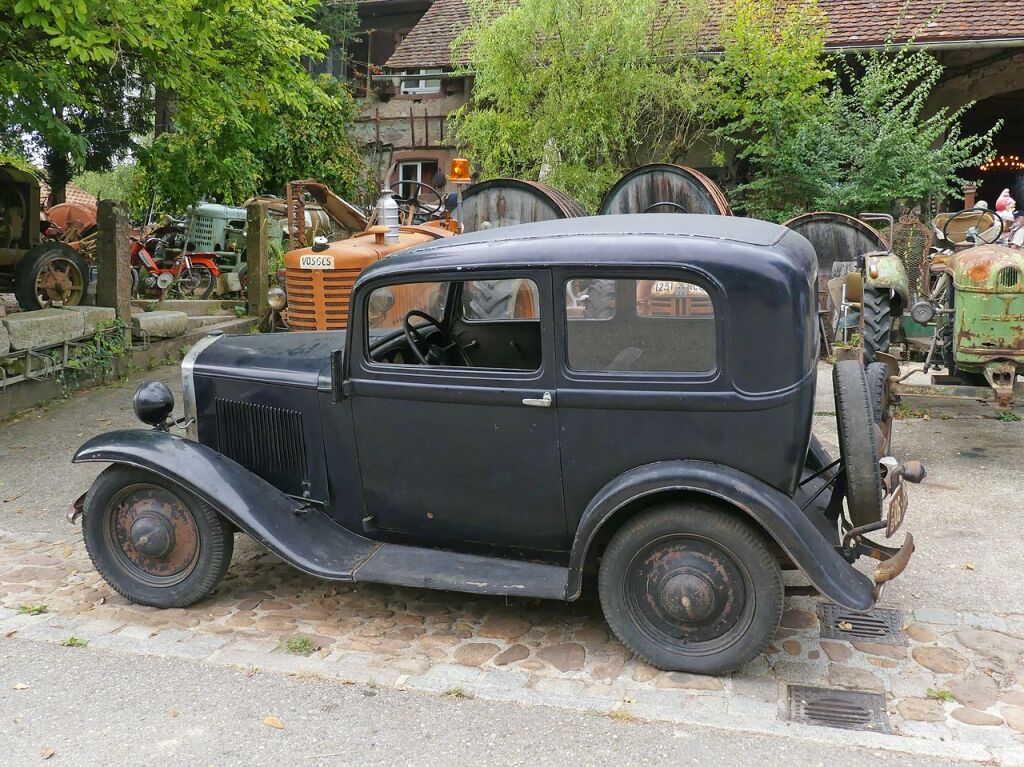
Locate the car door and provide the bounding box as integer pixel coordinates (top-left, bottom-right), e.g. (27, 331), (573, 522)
(346, 271), (567, 553)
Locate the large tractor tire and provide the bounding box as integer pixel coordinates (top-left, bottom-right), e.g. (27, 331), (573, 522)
(833, 360), (884, 527)
(14, 241), (88, 310)
(861, 285), (892, 364)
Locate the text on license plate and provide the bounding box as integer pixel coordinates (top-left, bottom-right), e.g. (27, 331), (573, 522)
(300, 254), (335, 269)
(886, 481), (908, 538)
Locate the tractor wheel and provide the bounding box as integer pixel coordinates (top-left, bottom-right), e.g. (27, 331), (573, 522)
(583, 279), (616, 319)
(833, 360), (883, 527)
(861, 285), (892, 364)
(463, 279), (534, 320)
(14, 242), (88, 310)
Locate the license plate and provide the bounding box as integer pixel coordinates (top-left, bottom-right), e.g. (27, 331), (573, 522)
(886, 481), (908, 537)
(300, 254), (335, 269)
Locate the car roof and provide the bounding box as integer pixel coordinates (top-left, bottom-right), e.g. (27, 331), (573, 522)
(359, 214), (795, 282)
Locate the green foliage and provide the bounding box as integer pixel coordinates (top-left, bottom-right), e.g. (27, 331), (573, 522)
(18, 603), (48, 615)
(73, 165), (142, 207)
(61, 636), (88, 647)
(138, 75), (371, 210)
(710, 0), (832, 220)
(280, 636), (316, 656)
(926, 687), (954, 702)
(713, 0), (1000, 220)
(0, 0), (348, 203)
(450, 0), (711, 210)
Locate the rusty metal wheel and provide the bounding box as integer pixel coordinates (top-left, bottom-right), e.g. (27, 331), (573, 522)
(598, 503), (782, 674)
(14, 242), (87, 310)
(82, 466), (233, 607)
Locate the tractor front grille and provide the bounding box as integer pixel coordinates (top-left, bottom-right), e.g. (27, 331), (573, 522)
(214, 398), (307, 493)
(285, 267), (361, 331)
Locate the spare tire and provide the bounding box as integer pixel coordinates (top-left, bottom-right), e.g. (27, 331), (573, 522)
(865, 362), (890, 425)
(833, 360), (883, 526)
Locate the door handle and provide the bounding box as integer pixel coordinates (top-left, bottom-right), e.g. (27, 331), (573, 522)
(522, 391), (553, 408)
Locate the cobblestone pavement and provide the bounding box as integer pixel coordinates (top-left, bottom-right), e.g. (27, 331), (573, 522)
(2, 529), (1023, 765)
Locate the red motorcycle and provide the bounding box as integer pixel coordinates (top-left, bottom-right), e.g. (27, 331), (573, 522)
(130, 230), (220, 299)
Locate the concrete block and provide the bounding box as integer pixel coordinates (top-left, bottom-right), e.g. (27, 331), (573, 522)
(1, 308), (85, 350)
(131, 310), (189, 339)
(63, 305), (117, 335)
(0, 321), (8, 355)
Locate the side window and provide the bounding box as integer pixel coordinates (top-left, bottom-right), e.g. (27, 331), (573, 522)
(367, 278), (542, 371)
(565, 277), (716, 373)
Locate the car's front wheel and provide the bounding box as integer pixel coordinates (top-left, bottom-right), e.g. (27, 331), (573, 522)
(82, 466), (233, 607)
(598, 502), (783, 674)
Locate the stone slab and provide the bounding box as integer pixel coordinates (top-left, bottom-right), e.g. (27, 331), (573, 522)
(131, 310), (188, 339)
(1, 308), (85, 350)
(63, 305), (117, 335)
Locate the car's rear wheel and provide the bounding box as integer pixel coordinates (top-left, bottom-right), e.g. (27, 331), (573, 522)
(833, 360), (884, 526)
(598, 503), (783, 674)
(82, 465), (233, 607)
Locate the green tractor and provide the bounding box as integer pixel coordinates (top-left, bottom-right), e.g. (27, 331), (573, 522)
(860, 206), (1024, 405)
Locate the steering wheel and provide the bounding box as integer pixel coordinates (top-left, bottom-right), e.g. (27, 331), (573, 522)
(403, 310), (472, 366)
(942, 207), (1003, 246)
(389, 181), (444, 221)
(643, 201), (688, 213)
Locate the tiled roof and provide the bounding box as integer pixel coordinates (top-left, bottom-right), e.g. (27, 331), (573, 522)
(385, 0), (1024, 70)
(38, 180), (97, 210)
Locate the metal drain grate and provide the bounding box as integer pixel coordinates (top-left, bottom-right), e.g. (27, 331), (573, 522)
(787, 685), (891, 733)
(818, 602), (907, 645)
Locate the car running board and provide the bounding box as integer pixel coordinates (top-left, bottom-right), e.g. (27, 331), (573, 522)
(353, 543), (569, 600)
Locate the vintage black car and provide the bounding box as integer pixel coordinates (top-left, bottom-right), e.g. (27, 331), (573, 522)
(71, 215), (922, 674)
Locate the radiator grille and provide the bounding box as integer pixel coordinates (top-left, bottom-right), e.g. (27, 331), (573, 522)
(214, 398), (306, 483)
(285, 267), (360, 330)
(997, 266), (1020, 289)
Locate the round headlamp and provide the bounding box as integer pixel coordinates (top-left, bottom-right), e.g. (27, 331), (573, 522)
(133, 381), (175, 427)
(267, 285), (287, 311)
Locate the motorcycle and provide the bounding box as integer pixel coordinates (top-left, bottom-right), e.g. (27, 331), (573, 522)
(130, 218), (220, 299)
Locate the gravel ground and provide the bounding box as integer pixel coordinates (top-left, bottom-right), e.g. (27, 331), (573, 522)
(0, 637), (966, 767)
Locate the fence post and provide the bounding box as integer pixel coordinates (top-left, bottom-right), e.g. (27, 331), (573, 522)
(95, 200), (133, 339)
(246, 202), (270, 319)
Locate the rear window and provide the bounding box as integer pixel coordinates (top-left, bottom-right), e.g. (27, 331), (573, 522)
(565, 278), (716, 373)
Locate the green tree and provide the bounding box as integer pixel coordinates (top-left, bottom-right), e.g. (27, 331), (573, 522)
(810, 47), (1000, 213)
(138, 75), (371, 210)
(0, 0), (343, 202)
(709, 0), (833, 219)
(712, 0), (1000, 219)
(450, 0), (711, 210)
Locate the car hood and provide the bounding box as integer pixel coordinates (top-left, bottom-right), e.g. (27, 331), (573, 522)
(192, 330), (344, 389)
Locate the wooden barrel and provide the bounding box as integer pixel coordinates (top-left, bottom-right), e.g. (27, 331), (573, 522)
(456, 179), (587, 233)
(783, 212), (889, 275)
(599, 164), (732, 216)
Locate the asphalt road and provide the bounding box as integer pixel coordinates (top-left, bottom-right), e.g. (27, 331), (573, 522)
(0, 638), (965, 767)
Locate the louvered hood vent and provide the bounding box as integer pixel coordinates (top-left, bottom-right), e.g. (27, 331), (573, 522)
(214, 398), (308, 496)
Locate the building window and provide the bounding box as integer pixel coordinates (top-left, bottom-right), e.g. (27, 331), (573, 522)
(395, 160), (440, 196)
(400, 68), (442, 95)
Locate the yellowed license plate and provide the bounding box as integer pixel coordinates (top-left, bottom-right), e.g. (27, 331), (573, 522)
(300, 254), (335, 269)
(886, 481), (908, 538)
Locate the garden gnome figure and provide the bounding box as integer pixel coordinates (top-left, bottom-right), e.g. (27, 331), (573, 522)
(996, 189), (1016, 242)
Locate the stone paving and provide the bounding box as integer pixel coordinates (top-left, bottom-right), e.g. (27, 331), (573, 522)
(2, 528), (1023, 764)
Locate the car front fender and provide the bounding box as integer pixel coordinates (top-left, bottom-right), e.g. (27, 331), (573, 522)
(72, 429), (377, 580)
(568, 460), (875, 611)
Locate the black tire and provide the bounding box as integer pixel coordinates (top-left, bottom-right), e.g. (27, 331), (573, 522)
(14, 242), (88, 310)
(583, 279), (616, 319)
(861, 285), (892, 364)
(833, 360), (883, 526)
(176, 265), (215, 299)
(82, 465), (233, 608)
(464, 279), (530, 319)
(865, 362), (889, 425)
(598, 503), (783, 674)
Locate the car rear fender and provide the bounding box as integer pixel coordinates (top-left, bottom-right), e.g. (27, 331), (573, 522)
(569, 460), (874, 611)
(71, 429), (377, 580)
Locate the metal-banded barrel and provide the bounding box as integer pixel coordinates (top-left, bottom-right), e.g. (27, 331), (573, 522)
(783, 211), (889, 275)
(455, 178), (587, 233)
(599, 164), (732, 216)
